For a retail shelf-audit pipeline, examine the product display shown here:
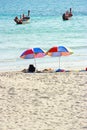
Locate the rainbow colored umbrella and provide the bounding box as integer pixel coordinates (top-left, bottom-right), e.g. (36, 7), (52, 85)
(46, 46), (73, 69)
(20, 47), (46, 67)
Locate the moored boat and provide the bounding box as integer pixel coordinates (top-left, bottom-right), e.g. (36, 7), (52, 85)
(62, 8), (73, 21)
(14, 10), (30, 24)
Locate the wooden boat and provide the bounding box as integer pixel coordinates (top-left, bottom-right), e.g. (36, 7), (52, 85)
(14, 10), (30, 24)
(62, 8), (73, 21)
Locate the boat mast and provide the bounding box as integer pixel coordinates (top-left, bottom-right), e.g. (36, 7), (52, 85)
(28, 10), (30, 16)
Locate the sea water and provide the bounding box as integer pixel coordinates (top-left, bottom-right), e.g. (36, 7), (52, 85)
(0, 0), (87, 71)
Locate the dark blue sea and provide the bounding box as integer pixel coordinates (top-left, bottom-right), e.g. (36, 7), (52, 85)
(0, 0), (87, 71)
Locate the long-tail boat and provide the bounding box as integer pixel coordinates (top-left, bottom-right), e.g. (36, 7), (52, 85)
(14, 10), (30, 24)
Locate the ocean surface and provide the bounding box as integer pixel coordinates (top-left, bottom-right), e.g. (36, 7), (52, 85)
(0, 0), (87, 71)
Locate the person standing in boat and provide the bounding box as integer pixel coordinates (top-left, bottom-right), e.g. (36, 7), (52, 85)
(65, 10), (69, 18)
(22, 14), (25, 19)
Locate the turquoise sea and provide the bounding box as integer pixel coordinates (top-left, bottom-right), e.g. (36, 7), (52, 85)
(0, 0), (87, 71)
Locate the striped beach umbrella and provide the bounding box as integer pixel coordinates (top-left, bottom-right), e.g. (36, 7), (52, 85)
(46, 46), (73, 69)
(20, 47), (46, 67)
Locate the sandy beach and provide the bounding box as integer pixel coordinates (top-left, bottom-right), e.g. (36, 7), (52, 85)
(0, 70), (87, 130)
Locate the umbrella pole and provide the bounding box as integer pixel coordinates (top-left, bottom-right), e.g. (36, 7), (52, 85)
(59, 57), (60, 69)
(34, 58), (37, 71)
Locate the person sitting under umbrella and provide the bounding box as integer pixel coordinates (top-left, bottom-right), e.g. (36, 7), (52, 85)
(21, 64), (36, 73)
(28, 64), (36, 73)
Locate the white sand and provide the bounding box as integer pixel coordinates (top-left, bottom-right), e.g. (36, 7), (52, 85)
(0, 71), (87, 130)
